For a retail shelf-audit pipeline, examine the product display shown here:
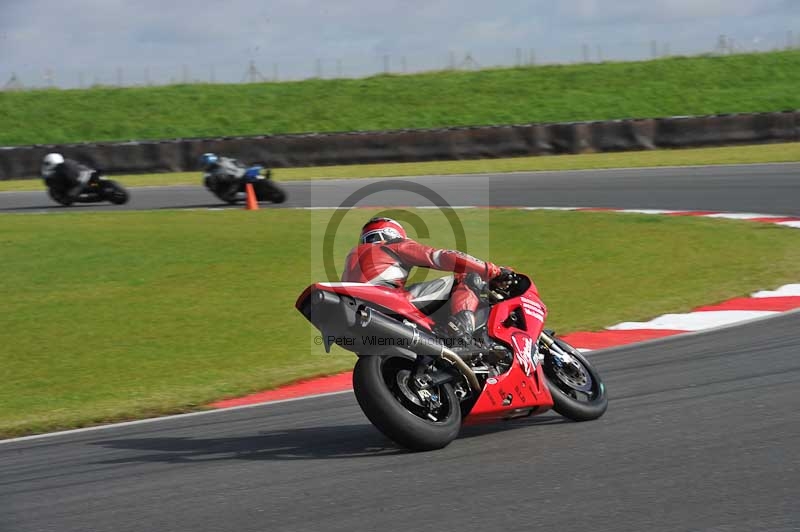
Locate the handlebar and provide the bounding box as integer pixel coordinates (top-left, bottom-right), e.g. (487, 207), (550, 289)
(487, 270), (521, 301)
(467, 270), (525, 303)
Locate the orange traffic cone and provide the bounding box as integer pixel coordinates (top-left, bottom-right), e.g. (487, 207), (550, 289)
(244, 182), (259, 211)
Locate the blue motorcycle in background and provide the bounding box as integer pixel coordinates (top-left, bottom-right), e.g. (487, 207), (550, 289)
(203, 160), (287, 205)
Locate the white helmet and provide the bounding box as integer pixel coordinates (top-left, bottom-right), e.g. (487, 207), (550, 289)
(41, 153), (65, 177)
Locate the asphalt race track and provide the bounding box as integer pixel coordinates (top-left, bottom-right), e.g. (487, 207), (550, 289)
(1, 163), (799, 532)
(1, 163), (799, 214)
(2, 312), (799, 532)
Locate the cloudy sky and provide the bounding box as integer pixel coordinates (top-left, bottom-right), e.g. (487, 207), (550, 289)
(1, 0), (798, 87)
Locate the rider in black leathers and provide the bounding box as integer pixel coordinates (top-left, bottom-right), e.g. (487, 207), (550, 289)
(41, 153), (100, 203)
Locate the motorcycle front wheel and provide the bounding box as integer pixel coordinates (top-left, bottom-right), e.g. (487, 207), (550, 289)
(209, 181), (239, 204)
(257, 180), (286, 204)
(101, 180), (130, 205)
(542, 338), (608, 421)
(353, 353), (461, 451)
(47, 187), (74, 206)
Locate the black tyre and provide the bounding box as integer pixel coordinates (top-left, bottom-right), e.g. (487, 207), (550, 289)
(47, 187), (73, 206)
(543, 338), (607, 421)
(215, 182), (240, 204)
(102, 180), (129, 205)
(260, 180), (286, 204)
(353, 353), (461, 451)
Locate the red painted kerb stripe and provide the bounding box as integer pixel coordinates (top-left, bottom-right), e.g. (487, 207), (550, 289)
(210, 372), (353, 408)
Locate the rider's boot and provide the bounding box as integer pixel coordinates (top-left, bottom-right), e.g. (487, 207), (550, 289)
(67, 182), (85, 202)
(442, 310), (477, 350)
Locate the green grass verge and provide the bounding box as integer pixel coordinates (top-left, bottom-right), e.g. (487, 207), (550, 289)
(2, 209), (799, 438)
(2, 142), (798, 191)
(1, 51), (799, 146)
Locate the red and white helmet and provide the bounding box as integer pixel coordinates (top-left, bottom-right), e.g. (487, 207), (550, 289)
(360, 217), (407, 244)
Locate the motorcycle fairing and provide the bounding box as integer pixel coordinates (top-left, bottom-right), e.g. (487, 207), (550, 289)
(465, 289), (554, 423)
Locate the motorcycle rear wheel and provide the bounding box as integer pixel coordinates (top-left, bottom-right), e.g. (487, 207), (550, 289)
(353, 353), (461, 451)
(543, 338), (608, 421)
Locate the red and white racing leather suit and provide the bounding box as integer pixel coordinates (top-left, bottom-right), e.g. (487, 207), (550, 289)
(342, 239), (501, 315)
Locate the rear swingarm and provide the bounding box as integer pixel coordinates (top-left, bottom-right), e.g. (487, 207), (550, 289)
(410, 355), (460, 391)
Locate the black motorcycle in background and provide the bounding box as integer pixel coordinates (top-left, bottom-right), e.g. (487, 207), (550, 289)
(45, 169), (129, 206)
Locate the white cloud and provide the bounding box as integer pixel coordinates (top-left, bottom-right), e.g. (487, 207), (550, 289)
(557, 0), (790, 22)
(1, 0), (798, 86)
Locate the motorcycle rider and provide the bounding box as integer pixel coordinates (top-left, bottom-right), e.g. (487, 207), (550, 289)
(342, 217), (511, 345)
(41, 153), (100, 202)
(200, 152), (250, 202)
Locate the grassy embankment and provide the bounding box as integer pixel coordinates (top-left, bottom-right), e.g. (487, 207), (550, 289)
(2, 51), (798, 190)
(1, 51), (798, 146)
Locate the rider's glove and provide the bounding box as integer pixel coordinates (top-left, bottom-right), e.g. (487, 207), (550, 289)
(490, 267), (516, 291)
(484, 261), (502, 280)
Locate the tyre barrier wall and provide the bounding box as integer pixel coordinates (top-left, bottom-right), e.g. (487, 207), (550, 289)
(1, 111), (798, 180)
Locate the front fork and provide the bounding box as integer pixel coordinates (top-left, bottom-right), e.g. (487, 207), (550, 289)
(539, 331), (580, 374)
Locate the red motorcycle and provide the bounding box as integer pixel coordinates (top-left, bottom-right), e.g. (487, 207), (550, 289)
(295, 271), (607, 451)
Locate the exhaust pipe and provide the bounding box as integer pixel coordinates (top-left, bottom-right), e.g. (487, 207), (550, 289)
(357, 307), (481, 393)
